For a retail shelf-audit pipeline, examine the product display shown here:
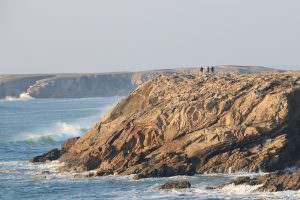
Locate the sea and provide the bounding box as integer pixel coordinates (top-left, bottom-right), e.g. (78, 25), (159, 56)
(0, 95), (299, 200)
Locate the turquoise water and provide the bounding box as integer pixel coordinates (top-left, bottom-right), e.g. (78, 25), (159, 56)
(0, 97), (299, 199)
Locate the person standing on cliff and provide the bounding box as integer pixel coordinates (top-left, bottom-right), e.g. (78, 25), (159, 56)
(211, 66), (214, 73)
(207, 67), (210, 73)
(200, 67), (204, 74)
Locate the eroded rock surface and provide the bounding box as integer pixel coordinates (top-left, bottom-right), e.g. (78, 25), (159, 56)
(57, 72), (300, 179)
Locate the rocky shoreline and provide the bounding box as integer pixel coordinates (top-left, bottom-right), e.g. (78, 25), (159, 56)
(30, 72), (300, 192)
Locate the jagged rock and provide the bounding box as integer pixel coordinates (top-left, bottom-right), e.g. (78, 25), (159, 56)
(30, 148), (61, 162)
(61, 137), (80, 153)
(57, 72), (300, 180)
(222, 169), (300, 192)
(159, 181), (191, 189)
(29, 136), (79, 163)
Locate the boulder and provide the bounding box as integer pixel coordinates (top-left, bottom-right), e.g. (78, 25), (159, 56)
(29, 136), (80, 163)
(30, 148), (61, 162)
(159, 181), (191, 189)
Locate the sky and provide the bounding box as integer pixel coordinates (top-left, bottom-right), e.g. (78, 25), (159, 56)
(0, 0), (299, 74)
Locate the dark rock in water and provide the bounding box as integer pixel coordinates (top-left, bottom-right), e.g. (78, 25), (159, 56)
(132, 161), (195, 180)
(61, 137), (80, 153)
(159, 181), (191, 189)
(221, 169), (300, 192)
(30, 136), (80, 163)
(233, 176), (251, 185)
(30, 148), (61, 163)
(73, 172), (96, 178)
(40, 171), (51, 174)
(232, 176), (260, 186)
(96, 169), (114, 176)
(205, 186), (216, 190)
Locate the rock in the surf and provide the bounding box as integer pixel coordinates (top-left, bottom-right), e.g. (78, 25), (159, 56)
(30, 148), (61, 162)
(159, 181), (191, 189)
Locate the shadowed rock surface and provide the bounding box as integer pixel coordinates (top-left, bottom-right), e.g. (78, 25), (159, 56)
(30, 137), (79, 163)
(220, 169), (300, 192)
(159, 181), (191, 189)
(30, 148), (61, 163)
(56, 71), (300, 180)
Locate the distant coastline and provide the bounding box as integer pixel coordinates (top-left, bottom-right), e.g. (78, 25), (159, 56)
(0, 65), (279, 99)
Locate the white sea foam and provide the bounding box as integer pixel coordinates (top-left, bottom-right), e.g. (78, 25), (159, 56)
(0, 160), (64, 175)
(4, 92), (34, 101)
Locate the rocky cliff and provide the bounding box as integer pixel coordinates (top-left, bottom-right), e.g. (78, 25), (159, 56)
(0, 66), (278, 99)
(54, 72), (300, 181)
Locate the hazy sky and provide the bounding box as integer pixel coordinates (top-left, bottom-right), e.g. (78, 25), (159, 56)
(0, 0), (299, 74)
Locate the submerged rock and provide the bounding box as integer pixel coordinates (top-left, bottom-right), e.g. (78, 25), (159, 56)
(159, 181), (191, 189)
(53, 72), (300, 181)
(221, 169), (300, 192)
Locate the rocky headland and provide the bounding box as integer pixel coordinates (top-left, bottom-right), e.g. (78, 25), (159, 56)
(31, 71), (300, 192)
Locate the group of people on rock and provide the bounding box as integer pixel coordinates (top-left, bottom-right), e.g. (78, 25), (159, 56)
(200, 66), (215, 73)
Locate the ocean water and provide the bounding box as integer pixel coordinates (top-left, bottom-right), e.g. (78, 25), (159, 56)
(0, 97), (299, 200)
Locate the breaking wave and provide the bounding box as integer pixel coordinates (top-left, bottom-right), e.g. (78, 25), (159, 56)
(221, 183), (263, 194)
(16, 122), (89, 143)
(4, 92), (34, 101)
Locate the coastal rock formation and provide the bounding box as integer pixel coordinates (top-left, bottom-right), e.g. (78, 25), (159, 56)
(30, 137), (79, 163)
(221, 169), (300, 192)
(30, 148), (61, 162)
(159, 181), (191, 189)
(57, 72), (300, 179)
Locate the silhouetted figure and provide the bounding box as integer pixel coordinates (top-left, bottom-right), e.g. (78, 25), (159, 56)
(207, 67), (210, 73)
(211, 67), (214, 73)
(200, 67), (204, 73)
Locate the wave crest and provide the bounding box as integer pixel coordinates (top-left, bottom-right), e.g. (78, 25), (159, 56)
(17, 122), (88, 143)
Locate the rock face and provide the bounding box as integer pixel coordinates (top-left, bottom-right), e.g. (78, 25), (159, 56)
(222, 169), (300, 192)
(57, 72), (300, 179)
(159, 181), (191, 189)
(30, 137), (79, 163)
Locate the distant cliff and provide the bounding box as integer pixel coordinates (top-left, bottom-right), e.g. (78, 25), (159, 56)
(0, 66), (279, 99)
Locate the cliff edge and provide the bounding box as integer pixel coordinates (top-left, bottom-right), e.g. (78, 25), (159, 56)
(55, 72), (300, 182)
